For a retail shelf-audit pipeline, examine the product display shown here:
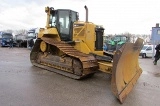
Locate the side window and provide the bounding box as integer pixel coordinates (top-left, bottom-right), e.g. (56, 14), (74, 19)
(52, 17), (56, 27)
(71, 12), (77, 22)
(146, 46), (152, 50)
(121, 37), (127, 41)
(51, 13), (56, 27)
(59, 18), (64, 28)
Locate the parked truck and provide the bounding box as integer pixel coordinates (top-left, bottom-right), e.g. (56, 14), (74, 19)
(14, 34), (28, 47)
(27, 28), (39, 48)
(0, 31), (14, 47)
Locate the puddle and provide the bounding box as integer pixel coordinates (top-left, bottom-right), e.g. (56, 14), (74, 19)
(142, 71), (160, 77)
(154, 73), (160, 77)
(142, 71), (148, 75)
(143, 82), (160, 88)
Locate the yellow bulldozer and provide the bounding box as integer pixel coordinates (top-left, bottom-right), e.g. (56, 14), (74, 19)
(30, 5), (143, 103)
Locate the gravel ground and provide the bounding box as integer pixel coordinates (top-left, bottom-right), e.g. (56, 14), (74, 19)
(0, 47), (160, 106)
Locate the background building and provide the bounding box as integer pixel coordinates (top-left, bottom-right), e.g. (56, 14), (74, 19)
(151, 23), (160, 44)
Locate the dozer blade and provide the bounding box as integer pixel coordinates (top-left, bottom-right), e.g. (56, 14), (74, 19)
(111, 38), (143, 103)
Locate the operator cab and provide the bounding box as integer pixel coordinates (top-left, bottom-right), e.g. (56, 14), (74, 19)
(48, 7), (79, 41)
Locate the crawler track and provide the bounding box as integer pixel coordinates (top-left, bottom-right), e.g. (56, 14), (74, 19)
(30, 37), (98, 79)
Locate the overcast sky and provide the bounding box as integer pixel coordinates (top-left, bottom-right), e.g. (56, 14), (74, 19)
(0, 0), (160, 34)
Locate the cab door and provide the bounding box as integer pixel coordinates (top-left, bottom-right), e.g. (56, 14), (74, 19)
(145, 46), (153, 57)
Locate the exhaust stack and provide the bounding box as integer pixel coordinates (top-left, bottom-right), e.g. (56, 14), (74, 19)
(84, 5), (88, 22)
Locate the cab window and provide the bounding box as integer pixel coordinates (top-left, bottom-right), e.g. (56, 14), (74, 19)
(146, 46), (152, 50)
(58, 11), (70, 34)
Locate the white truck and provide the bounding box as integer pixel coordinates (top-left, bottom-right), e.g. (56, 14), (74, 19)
(139, 45), (156, 58)
(27, 28), (39, 48)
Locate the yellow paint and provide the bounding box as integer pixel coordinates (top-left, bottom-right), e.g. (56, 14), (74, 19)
(72, 21), (112, 72)
(40, 41), (47, 52)
(73, 22), (99, 54)
(37, 28), (61, 41)
(98, 61), (112, 74)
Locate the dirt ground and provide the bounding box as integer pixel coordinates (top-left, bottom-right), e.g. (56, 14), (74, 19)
(0, 47), (160, 106)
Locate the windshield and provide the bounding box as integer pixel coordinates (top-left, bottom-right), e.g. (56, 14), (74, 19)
(58, 11), (70, 35)
(114, 36), (126, 41)
(16, 35), (26, 40)
(27, 33), (36, 39)
(114, 36), (120, 41)
(28, 33), (35, 37)
(142, 46), (148, 50)
(2, 34), (12, 38)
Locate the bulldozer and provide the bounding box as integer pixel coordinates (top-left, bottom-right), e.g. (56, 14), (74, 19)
(30, 5), (143, 103)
